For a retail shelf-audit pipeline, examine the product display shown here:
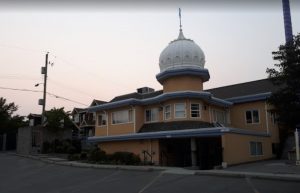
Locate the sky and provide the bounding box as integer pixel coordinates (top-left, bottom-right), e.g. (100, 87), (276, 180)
(0, 1), (300, 117)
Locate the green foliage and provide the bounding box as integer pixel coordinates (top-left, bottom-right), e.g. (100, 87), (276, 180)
(110, 152), (141, 165)
(42, 139), (81, 154)
(266, 33), (300, 129)
(68, 154), (81, 161)
(0, 97), (26, 133)
(44, 107), (73, 133)
(83, 147), (141, 165)
(87, 147), (107, 163)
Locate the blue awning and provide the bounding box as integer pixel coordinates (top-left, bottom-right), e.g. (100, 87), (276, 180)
(88, 127), (269, 143)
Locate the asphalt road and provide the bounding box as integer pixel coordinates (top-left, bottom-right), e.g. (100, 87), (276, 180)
(0, 153), (299, 193)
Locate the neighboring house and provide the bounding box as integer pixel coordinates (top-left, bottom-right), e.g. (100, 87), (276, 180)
(85, 28), (280, 169)
(17, 112), (78, 154)
(72, 99), (107, 137)
(28, 113), (42, 127)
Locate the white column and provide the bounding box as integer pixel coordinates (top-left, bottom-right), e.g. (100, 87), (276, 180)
(191, 138), (197, 167)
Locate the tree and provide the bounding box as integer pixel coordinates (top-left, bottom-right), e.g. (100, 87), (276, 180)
(44, 107), (73, 133)
(0, 97), (26, 133)
(266, 33), (300, 129)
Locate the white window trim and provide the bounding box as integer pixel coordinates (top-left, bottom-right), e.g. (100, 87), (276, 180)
(145, 108), (159, 123)
(164, 105), (171, 120)
(111, 109), (133, 125)
(249, 141), (264, 157)
(245, 109), (260, 124)
(174, 103), (186, 119)
(190, 103), (201, 119)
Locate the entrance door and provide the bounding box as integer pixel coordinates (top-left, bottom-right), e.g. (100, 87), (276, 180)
(159, 138), (191, 167)
(197, 137), (222, 169)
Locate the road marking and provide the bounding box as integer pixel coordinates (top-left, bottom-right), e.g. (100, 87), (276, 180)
(245, 177), (260, 193)
(138, 172), (164, 193)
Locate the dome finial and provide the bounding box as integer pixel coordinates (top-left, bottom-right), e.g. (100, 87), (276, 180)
(178, 8), (185, 40)
(179, 8), (182, 31)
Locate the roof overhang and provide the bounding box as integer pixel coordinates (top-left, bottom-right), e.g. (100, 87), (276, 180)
(87, 91), (233, 112)
(88, 127), (269, 143)
(226, 92), (272, 104)
(156, 67), (210, 84)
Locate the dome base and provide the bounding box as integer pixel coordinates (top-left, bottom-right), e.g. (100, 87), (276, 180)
(156, 67), (210, 85)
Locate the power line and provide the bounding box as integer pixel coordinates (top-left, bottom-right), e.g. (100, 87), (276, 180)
(0, 86), (42, 93)
(0, 74), (40, 81)
(0, 86), (88, 106)
(48, 78), (95, 98)
(47, 92), (88, 106)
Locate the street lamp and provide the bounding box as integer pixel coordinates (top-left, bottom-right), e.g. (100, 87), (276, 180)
(34, 83), (43, 87)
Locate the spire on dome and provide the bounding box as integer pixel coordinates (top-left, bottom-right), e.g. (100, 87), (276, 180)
(179, 8), (182, 30)
(177, 8), (186, 40)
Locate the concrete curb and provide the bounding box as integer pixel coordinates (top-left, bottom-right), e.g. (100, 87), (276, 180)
(8, 153), (300, 182)
(195, 170), (300, 182)
(9, 153), (164, 172)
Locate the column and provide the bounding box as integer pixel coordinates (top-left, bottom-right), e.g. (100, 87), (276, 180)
(191, 138), (197, 167)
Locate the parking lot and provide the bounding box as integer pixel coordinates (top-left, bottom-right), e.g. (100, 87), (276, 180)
(0, 153), (299, 193)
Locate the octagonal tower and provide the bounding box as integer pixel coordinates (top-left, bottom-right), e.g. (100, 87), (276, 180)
(156, 29), (210, 93)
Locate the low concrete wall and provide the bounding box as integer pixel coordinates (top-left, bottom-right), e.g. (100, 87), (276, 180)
(17, 127), (32, 155)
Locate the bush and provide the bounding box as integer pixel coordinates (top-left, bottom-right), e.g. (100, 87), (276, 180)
(88, 147), (107, 163)
(41, 139), (81, 154)
(68, 154), (80, 161)
(110, 152), (141, 165)
(42, 141), (52, 153)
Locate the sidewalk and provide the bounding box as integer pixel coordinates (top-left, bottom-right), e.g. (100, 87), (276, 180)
(9, 153), (300, 182)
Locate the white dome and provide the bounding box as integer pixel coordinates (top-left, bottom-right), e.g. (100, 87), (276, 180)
(159, 30), (205, 72)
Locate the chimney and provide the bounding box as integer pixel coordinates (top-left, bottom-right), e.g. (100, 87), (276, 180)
(137, 87), (155, 94)
(282, 0), (293, 43)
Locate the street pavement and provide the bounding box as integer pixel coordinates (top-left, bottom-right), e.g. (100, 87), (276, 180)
(1, 153), (300, 193)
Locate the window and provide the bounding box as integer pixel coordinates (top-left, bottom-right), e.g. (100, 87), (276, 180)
(270, 112), (277, 125)
(112, 110), (133, 124)
(97, 113), (107, 126)
(73, 114), (79, 123)
(175, 103), (186, 118)
(145, 108), (159, 122)
(213, 109), (227, 125)
(250, 141), (263, 156)
(164, 105), (171, 120)
(191, 104), (201, 118)
(246, 110), (259, 124)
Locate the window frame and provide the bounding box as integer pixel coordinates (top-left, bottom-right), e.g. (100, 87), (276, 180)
(111, 109), (133, 125)
(97, 113), (107, 127)
(164, 105), (171, 120)
(174, 103), (186, 119)
(245, 109), (260, 124)
(190, 103), (201, 118)
(249, 141), (263, 156)
(145, 108), (159, 123)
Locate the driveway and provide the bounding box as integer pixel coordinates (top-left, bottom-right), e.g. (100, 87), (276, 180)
(0, 153), (299, 193)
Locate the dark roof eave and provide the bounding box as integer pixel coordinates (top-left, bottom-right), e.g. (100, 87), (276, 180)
(226, 92), (272, 104)
(87, 91), (232, 112)
(87, 127), (270, 143)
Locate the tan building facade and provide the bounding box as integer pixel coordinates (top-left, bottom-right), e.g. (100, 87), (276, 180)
(86, 28), (280, 169)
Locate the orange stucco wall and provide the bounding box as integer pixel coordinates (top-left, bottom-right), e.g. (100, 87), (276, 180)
(229, 101), (279, 143)
(163, 75), (203, 92)
(95, 99), (228, 137)
(99, 139), (160, 165)
(222, 134), (274, 165)
(95, 107), (135, 137)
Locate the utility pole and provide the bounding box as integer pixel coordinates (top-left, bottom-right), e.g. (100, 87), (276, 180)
(40, 52), (49, 124)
